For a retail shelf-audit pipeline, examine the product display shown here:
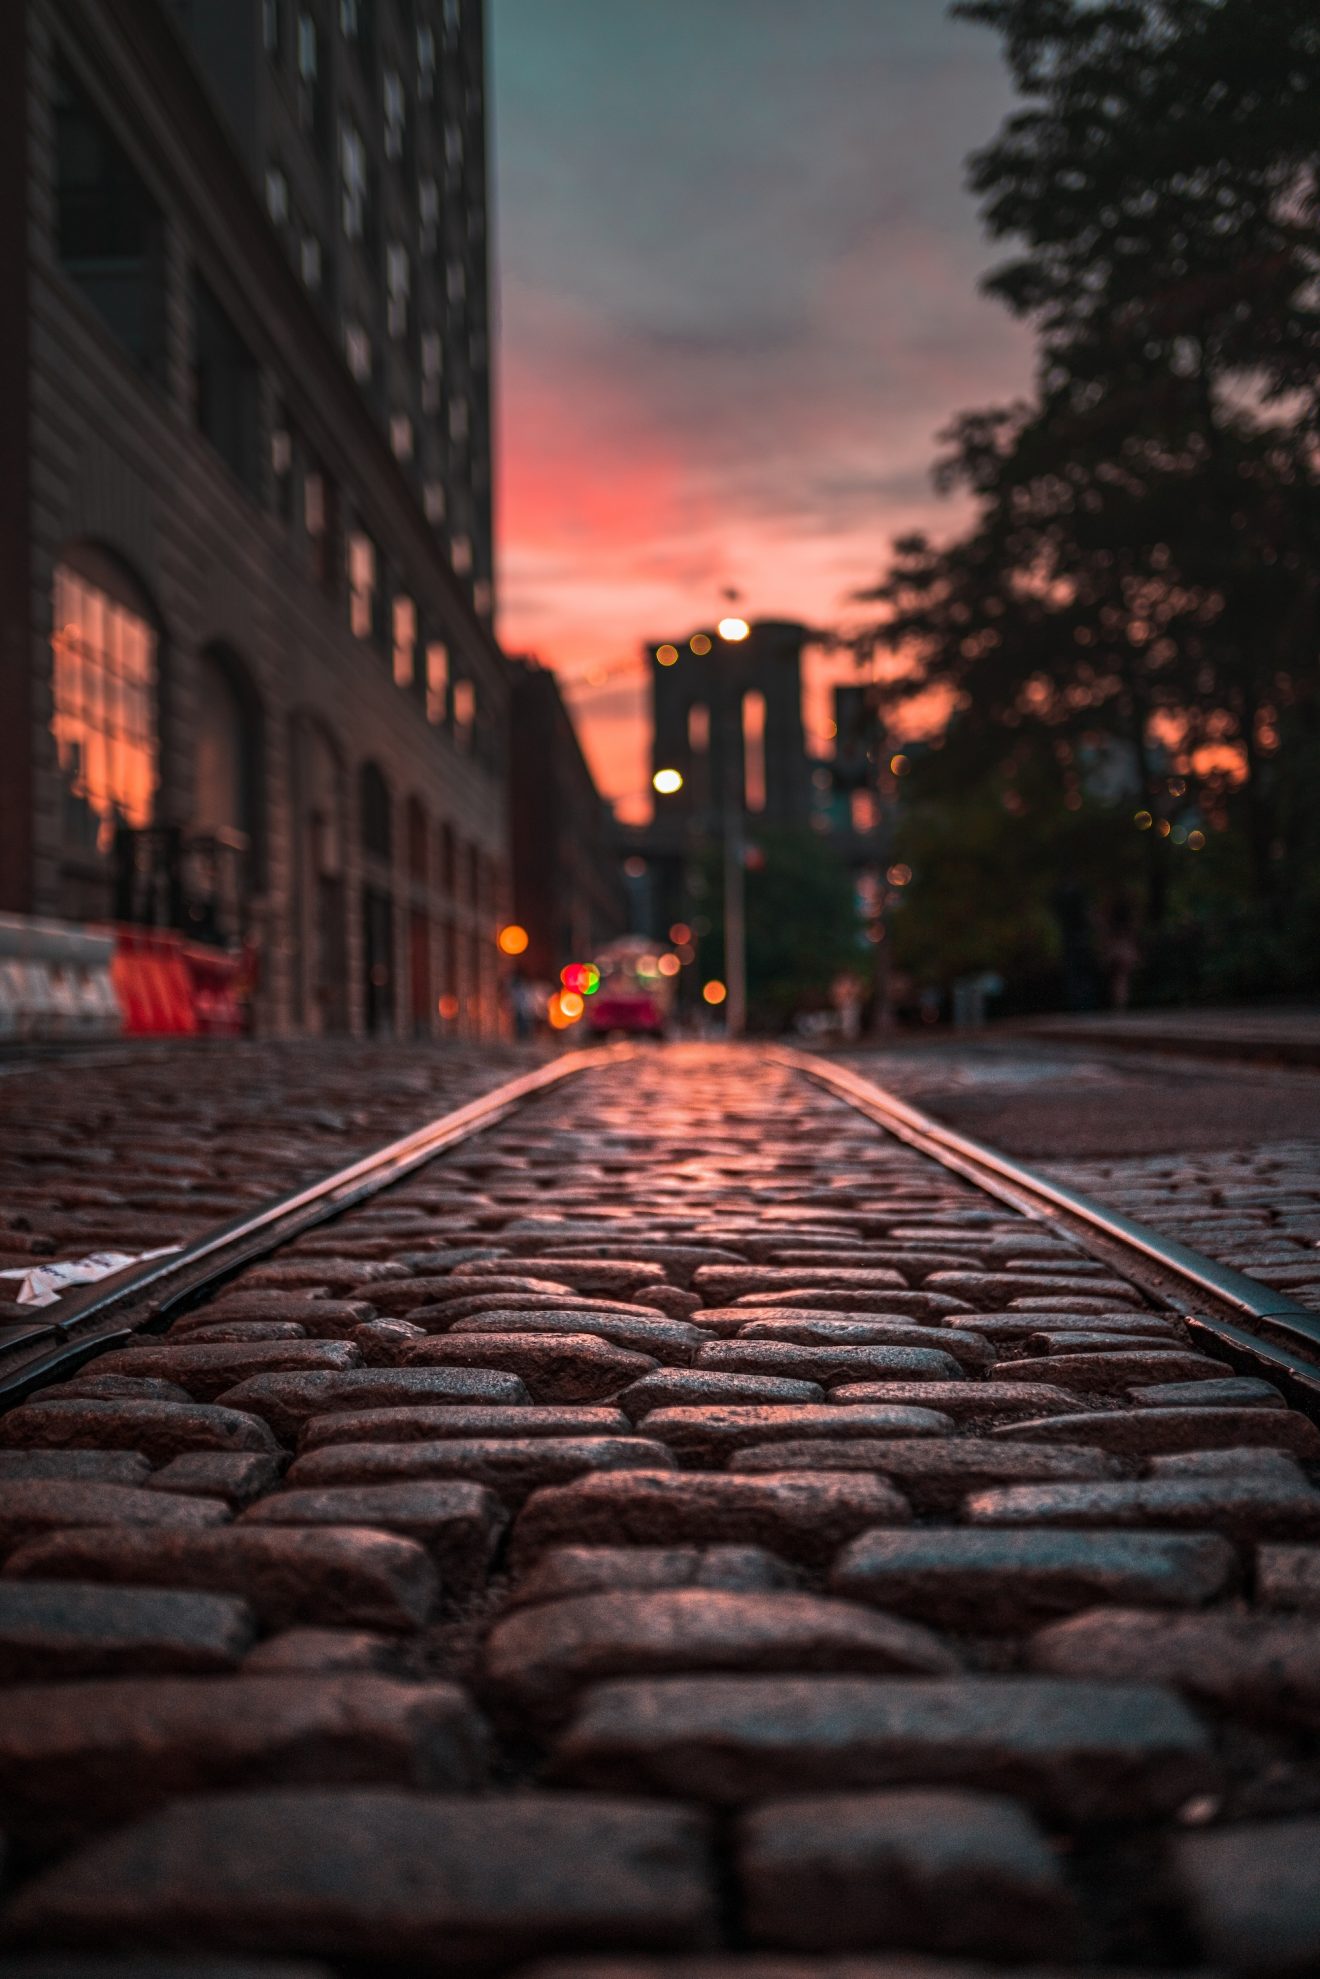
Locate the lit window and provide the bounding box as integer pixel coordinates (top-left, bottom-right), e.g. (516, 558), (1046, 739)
(390, 412), (413, 461)
(348, 530), (376, 638)
(426, 640), (449, 723)
(386, 241), (410, 337)
(340, 123), (368, 239)
(304, 471), (325, 536)
(423, 481), (446, 525)
(417, 24), (436, 100)
(448, 395), (468, 443)
(50, 560), (158, 856)
(421, 329), (442, 411)
(452, 676), (475, 750)
(383, 71), (405, 162)
(265, 166), (288, 224)
(743, 690), (767, 813)
(300, 233), (322, 289)
(297, 11), (318, 79)
(449, 532), (471, 575)
(344, 321), (372, 380)
(419, 177), (439, 254)
(392, 593), (416, 688)
(271, 426), (293, 478)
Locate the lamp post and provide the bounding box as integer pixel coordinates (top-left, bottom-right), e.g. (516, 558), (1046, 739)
(714, 617), (750, 1039)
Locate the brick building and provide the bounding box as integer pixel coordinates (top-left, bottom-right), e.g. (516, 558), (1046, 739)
(0, 0), (507, 1037)
(508, 657), (626, 985)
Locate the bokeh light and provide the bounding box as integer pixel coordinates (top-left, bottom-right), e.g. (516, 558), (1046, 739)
(656, 644), (679, 666)
(497, 924), (529, 957)
(718, 617), (750, 641)
(652, 768), (684, 795)
(886, 863), (912, 887)
(547, 990), (584, 1028)
(437, 993), (460, 1020)
(702, 980), (728, 1005)
(657, 953), (681, 977)
(689, 632), (712, 655)
(668, 922), (692, 945)
(561, 962), (601, 995)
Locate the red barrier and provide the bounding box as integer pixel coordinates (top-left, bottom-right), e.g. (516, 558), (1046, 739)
(109, 930), (247, 1037)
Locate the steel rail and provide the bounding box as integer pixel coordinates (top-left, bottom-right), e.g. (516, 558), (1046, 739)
(0, 1047), (625, 1405)
(777, 1046), (1320, 1411)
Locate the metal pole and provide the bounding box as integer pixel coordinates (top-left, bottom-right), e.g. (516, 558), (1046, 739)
(721, 681), (747, 1038)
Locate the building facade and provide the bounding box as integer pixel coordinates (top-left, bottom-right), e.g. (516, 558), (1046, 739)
(508, 657), (626, 985)
(0, 0), (507, 1037)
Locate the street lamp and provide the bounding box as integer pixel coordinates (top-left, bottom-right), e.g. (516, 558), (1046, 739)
(708, 619), (750, 1038)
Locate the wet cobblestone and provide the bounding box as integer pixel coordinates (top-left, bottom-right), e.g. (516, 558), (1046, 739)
(0, 1045), (1316, 1972)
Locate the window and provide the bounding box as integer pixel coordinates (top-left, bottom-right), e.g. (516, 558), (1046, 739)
(383, 71), (406, 161)
(446, 259), (466, 304)
(359, 761), (392, 861)
(390, 412), (413, 462)
(448, 395), (468, 444)
(345, 320), (372, 380)
(266, 166), (289, 225)
(473, 578), (491, 620)
(426, 641), (449, 724)
(263, 0), (283, 52)
(54, 63), (165, 379)
(272, 420), (294, 522)
(340, 0), (359, 32)
(392, 594), (416, 689)
(452, 677), (475, 751)
(300, 233), (322, 290)
(386, 241), (410, 337)
(444, 0), (460, 40)
(304, 470), (325, 537)
(297, 12), (318, 79)
(689, 703), (710, 752)
(193, 275), (261, 496)
(50, 556), (158, 858)
(305, 461), (339, 592)
(417, 24), (436, 99)
(743, 690), (767, 813)
(348, 530), (377, 638)
(445, 122), (463, 169)
(340, 123), (368, 239)
(449, 532), (472, 575)
(421, 329), (442, 411)
(423, 481), (446, 525)
(296, 11), (322, 139)
(419, 177), (439, 255)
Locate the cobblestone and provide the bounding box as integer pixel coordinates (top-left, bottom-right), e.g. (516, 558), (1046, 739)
(1, 1043), (1317, 1968)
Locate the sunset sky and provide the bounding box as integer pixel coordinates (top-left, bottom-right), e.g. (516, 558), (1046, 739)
(489, 0), (1035, 818)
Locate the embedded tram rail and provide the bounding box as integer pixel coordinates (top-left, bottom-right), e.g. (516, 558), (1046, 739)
(0, 1043), (1316, 1972)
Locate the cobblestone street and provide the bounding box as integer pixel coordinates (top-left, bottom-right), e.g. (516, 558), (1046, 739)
(0, 1042), (1316, 1969)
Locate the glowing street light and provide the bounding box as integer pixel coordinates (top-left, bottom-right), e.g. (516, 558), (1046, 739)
(702, 979), (728, 1006)
(652, 767), (684, 795)
(718, 616), (750, 642)
(496, 924), (529, 957)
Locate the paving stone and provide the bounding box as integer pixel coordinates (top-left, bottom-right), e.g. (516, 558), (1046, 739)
(0, 1450), (152, 1485)
(1017, 1329), (1184, 1354)
(550, 1674), (1216, 1818)
(58, 1374), (195, 1405)
(948, 1312), (1181, 1340)
(995, 1406), (1320, 1456)
(402, 1333), (659, 1402)
(1257, 1545), (1320, 1613)
(0, 1677), (483, 1832)
(287, 1436), (678, 1506)
(242, 1480), (503, 1588)
(535, 1243), (747, 1288)
(451, 1310), (705, 1364)
(636, 1407), (953, 1464)
(966, 1476), (1320, 1543)
(1131, 1376), (1285, 1410)
(298, 1403), (632, 1449)
(513, 1471), (913, 1569)
(693, 1342), (966, 1386)
(617, 1372), (827, 1419)
(509, 1546), (802, 1609)
(1029, 1607), (1320, 1726)
(349, 1319), (427, 1365)
(4, 1789), (717, 1962)
(6, 1526), (438, 1632)
(112, 1341), (363, 1400)
(829, 1382), (1087, 1422)
(696, 1268), (909, 1301)
(738, 1788), (1076, 1957)
(732, 1318), (994, 1368)
(927, 1271), (1141, 1303)
(234, 1258), (409, 1292)
(732, 1290), (976, 1318)
(214, 1369), (533, 1439)
(1149, 1447), (1306, 1480)
(0, 1400), (280, 1462)
(832, 1529), (1236, 1630)
(0, 1961), (335, 1978)
(487, 1591), (958, 1721)
(243, 1628), (400, 1674)
(990, 1351), (1234, 1392)
(0, 1581), (256, 1679)
(1174, 1817), (1320, 1972)
(147, 1452), (287, 1506)
(457, 1257), (671, 1297)
(186, 1295), (376, 1335)
(733, 1438), (1122, 1510)
(171, 1321), (313, 1344)
(0, 1480), (231, 1557)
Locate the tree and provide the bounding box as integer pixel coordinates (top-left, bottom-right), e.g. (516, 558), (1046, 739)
(695, 826), (864, 1032)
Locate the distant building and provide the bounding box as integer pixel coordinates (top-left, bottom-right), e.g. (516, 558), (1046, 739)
(508, 658), (626, 983)
(0, 0), (507, 1037)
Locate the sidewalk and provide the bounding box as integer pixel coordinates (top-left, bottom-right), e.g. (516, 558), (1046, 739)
(1016, 1005), (1320, 1068)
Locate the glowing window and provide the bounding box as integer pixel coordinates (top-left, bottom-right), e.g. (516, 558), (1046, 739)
(452, 677), (475, 751)
(50, 558), (158, 857)
(348, 530), (376, 638)
(743, 690), (766, 813)
(392, 594), (416, 689)
(426, 641), (449, 724)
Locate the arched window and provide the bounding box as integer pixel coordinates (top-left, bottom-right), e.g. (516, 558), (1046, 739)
(51, 547), (160, 861)
(358, 761), (392, 862)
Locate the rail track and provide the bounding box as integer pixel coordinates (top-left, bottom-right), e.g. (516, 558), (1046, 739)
(0, 1043), (1316, 1971)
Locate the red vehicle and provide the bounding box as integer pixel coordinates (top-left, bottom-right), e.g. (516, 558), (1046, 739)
(586, 937), (675, 1038)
